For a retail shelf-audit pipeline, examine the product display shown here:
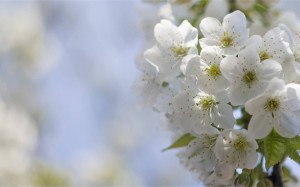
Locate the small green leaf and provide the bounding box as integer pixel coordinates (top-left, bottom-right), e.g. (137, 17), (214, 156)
(264, 130), (287, 169)
(286, 149), (300, 163)
(287, 136), (300, 150)
(162, 133), (196, 152)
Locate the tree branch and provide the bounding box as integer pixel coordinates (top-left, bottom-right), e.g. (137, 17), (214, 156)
(269, 163), (283, 187)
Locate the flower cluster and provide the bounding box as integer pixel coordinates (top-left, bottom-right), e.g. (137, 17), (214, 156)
(135, 0), (300, 186)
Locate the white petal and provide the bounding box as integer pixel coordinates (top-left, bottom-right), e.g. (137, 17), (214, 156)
(284, 83), (300, 111)
(220, 55), (241, 82)
(144, 45), (161, 71)
(144, 45), (182, 82)
(243, 150), (258, 169)
(214, 133), (225, 158)
(154, 19), (182, 48)
(200, 46), (223, 65)
(198, 75), (229, 94)
(275, 111), (300, 138)
(172, 91), (194, 114)
(223, 10), (248, 47)
(181, 54), (199, 75)
(212, 103), (235, 129)
(263, 27), (292, 64)
(245, 35), (263, 51)
(265, 78), (286, 95)
(199, 38), (221, 48)
(194, 125), (219, 135)
(221, 45), (240, 55)
(214, 161), (235, 180)
(184, 55), (201, 77)
(179, 20), (198, 47)
(248, 110), (273, 139)
(238, 45), (260, 66)
(245, 94), (267, 115)
(203, 155), (216, 172)
(199, 17), (223, 40)
(228, 83), (250, 106)
(259, 59), (282, 80)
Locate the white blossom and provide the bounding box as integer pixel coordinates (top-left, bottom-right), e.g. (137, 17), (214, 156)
(177, 126), (219, 173)
(144, 19), (198, 83)
(245, 27), (292, 65)
(199, 10), (248, 55)
(183, 46), (228, 94)
(220, 46), (282, 105)
(245, 78), (300, 139)
(215, 129), (258, 169)
(171, 90), (235, 133)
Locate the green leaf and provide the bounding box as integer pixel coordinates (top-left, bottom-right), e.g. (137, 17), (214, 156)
(284, 135), (300, 164)
(162, 133), (196, 152)
(287, 135), (300, 150)
(264, 130), (287, 169)
(286, 149), (300, 163)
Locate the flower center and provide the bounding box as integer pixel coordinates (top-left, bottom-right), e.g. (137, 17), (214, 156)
(204, 64), (221, 80)
(259, 51), (272, 61)
(242, 71), (257, 88)
(264, 97), (280, 116)
(221, 32), (234, 48)
(197, 95), (217, 110)
(171, 45), (188, 57)
(233, 135), (249, 152)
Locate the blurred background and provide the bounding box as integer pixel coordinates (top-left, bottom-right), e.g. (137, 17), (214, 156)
(0, 0), (299, 186)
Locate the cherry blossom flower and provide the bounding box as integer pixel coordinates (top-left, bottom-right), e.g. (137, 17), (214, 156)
(171, 90), (235, 133)
(215, 129), (258, 169)
(144, 19), (198, 83)
(183, 46), (228, 93)
(245, 78), (300, 139)
(199, 10), (248, 55)
(245, 27), (292, 65)
(220, 46), (282, 105)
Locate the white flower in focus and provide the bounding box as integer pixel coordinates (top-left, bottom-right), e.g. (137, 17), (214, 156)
(245, 78), (300, 139)
(220, 46), (282, 105)
(246, 27), (292, 65)
(172, 90), (235, 133)
(199, 10), (248, 55)
(183, 46), (228, 93)
(215, 129), (258, 169)
(144, 19), (198, 82)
